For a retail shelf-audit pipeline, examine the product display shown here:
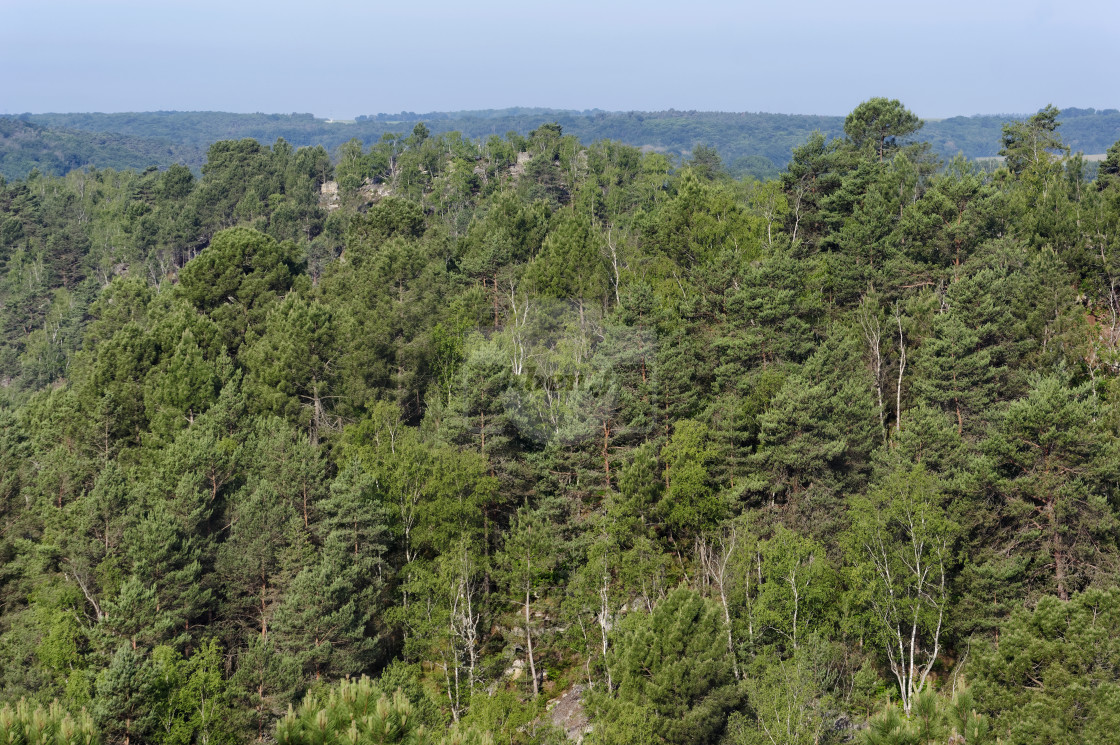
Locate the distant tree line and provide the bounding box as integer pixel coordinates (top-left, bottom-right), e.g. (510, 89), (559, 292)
(6, 105), (1120, 181)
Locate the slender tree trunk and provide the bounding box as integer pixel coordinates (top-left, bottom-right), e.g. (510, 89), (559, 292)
(859, 298), (887, 445)
(260, 582), (268, 639)
(789, 576), (800, 651)
(525, 586), (539, 696)
(700, 534), (740, 679)
(602, 420), (611, 490)
(493, 276), (500, 327)
(302, 482), (309, 529)
(895, 305), (906, 433)
(607, 227), (622, 308)
(598, 574), (613, 691)
(1050, 497), (1069, 601)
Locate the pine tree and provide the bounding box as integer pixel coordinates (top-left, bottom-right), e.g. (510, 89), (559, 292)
(0, 699), (100, 745)
(125, 502), (212, 642)
(272, 465), (386, 683)
(590, 587), (741, 745)
(911, 310), (999, 438)
(982, 376), (1120, 602)
(244, 294), (338, 445)
(275, 677), (435, 745)
(970, 589), (1120, 745)
(93, 645), (153, 745)
(176, 227), (299, 351)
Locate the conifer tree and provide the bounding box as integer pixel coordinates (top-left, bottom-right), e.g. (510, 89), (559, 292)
(982, 376), (1120, 602)
(590, 587), (741, 745)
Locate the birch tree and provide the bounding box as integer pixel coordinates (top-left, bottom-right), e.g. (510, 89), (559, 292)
(845, 464), (956, 715)
(498, 505), (560, 698)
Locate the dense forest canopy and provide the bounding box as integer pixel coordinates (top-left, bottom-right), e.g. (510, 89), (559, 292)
(4, 105), (1120, 181)
(2, 98), (1120, 745)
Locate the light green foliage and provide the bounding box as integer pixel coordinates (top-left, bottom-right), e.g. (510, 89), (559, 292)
(143, 327), (231, 440)
(335, 138), (372, 197)
(845, 465), (956, 714)
(0, 699), (99, 745)
(497, 505), (561, 698)
(29, 590), (88, 701)
(456, 689), (549, 745)
(276, 680), (428, 745)
(860, 689), (989, 745)
(276, 674), (485, 745)
(146, 640), (239, 745)
(755, 527), (836, 651)
(729, 641), (837, 745)
(344, 408), (494, 562)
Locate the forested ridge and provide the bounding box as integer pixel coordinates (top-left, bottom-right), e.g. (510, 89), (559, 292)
(0, 118), (203, 182)
(6, 105), (1120, 181)
(3, 99), (1120, 745)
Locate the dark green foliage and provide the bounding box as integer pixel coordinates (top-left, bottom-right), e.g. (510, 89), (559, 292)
(348, 198), (427, 250)
(1000, 105), (1068, 177)
(844, 98), (923, 161)
(244, 294), (338, 441)
(526, 212), (608, 301)
(980, 376), (1120, 602)
(92, 646), (151, 745)
(176, 226), (301, 360)
(0, 117), (199, 181)
(590, 588), (741, 745)
(970, 589), (1120, 745)
(750, 330), (878, 531)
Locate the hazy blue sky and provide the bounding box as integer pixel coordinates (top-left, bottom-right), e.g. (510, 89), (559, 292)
(2, 0), (1117, 119)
